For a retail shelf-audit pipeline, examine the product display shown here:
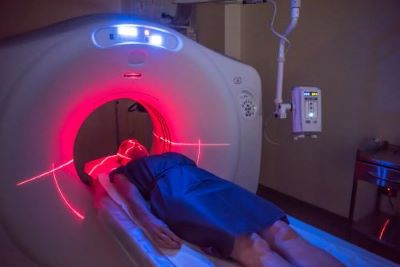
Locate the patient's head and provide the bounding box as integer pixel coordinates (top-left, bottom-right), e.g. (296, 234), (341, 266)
(117, 139), (149, 162)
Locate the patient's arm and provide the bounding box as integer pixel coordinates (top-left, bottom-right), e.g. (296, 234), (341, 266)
(113, 174), (182, 249)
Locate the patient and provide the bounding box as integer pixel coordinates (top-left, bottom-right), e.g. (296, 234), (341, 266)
(105, 139), (343, 267)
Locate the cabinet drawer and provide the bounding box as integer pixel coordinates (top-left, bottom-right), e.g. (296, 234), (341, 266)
(355, 161), (400, 184)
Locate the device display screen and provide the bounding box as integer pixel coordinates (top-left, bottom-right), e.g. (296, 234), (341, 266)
(303, 91), (319, 96)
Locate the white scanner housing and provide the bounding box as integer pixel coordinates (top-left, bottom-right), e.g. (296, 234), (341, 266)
(0, 15), (262, 266)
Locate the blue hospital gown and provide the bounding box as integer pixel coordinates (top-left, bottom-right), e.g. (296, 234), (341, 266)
(111, 152), (286, 258)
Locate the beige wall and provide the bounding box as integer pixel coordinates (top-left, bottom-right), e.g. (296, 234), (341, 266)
(240, 0), (400, 217)
(0, 0), (122, 38)
(193, 3), (225, 54)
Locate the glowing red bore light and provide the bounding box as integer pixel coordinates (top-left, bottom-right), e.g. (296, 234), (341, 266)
(51, 164), (84, 220)
(16, 160), (74, 186)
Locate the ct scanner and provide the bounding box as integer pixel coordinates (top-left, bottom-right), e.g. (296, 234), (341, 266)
(0, 15), (262, 266)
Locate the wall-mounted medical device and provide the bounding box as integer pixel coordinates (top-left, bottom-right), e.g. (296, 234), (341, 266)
(264, 0), (322, 139)
(292, 87), (321, 139)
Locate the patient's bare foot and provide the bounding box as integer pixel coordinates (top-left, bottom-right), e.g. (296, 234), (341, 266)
(230, 233), (293, 267)
(261, 220), (344, 267)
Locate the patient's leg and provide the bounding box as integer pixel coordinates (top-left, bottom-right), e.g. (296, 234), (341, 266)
(260, 220), (343, 267)
(230, 233), (293, 267)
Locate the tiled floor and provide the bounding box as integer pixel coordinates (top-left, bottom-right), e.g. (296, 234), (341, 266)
(257, 185), (400, 264)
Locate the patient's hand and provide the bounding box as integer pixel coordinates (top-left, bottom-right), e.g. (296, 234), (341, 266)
(141, 216), (183, 250)
(112, 174), (182, 249)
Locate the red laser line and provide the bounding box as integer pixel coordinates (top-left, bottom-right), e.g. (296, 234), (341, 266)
(125, 140), (138, 154)
(125, 146), (135, 155)
(88, 155), (119, 175)
(196, 139), (201, 165)
(153, 132), (230, 146)
(116, 153), (132, 160)
(17, 160), (74, 186)
(378, 218), (390, 240)
(51, 164), (84, 220)
(128, 140), (137, 145)
(122, 140), (146, 155)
